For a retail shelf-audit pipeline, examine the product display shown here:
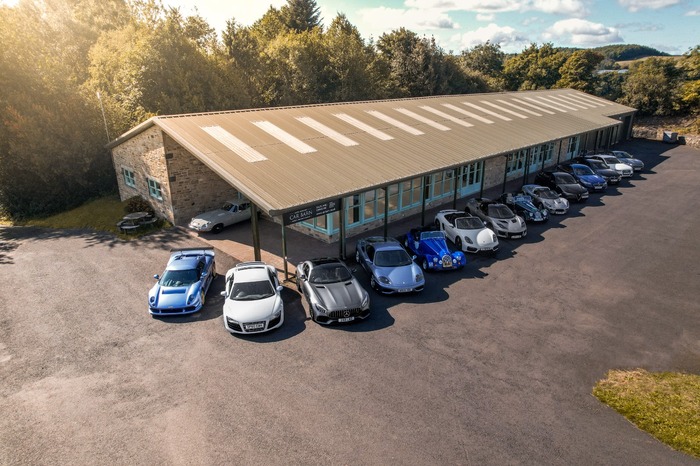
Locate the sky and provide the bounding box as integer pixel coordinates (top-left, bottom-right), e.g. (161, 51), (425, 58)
(161, 0), (699, 54)
(0, 0), (695, 54)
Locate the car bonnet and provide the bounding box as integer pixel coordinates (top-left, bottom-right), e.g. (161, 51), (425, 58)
(311, 280), (364, 310)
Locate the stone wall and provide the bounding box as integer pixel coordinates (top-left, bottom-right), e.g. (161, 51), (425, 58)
(111, 126), (174, 222)
(163, 134), (240, 225)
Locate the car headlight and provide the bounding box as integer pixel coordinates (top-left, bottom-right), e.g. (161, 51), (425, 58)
(187, 294), (197, 305)
(378, 276), (391, 284)
(432, 257), (438, 263)
(149, 295), (156, 304)
(272, 301), (283, 317)
(415, 273), (424, 282)
(464, 236), (473, 244)
(313, 302), (327, 315)
(361, 293), (369, 308)
(497, 220), (508, 227)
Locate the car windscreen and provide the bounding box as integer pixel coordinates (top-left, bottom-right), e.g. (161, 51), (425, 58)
(455, 217), (484, 229)
(535, 188), (558, 199)
(222, 202), (235, 210)
(374, 249), (413, 267)
(160, 269), (199, 287)
(588, 160), (606, 169)
(573, 166), (594, 175)
(420, 231), (445, 240)
(308, 263), (352, 284)
(605, 157), (621, 164)
(554, 173), (576, 184)
(230, 280), (274, 300)
(487, 204), (514, 219)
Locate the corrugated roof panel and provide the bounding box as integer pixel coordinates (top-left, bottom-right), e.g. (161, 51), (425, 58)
(366, 110), (425, 135)
(115, 89), (634, 215)
(548, 95), (589, 109)
(496, 99), (542, 116)
(333, 113), (393, 140)
(395, 108), (451, 131)
(423, 105), (476, 127)
(525, 96), (572, 112)
(200, 126), (268, 162)
(462, 102), (512, 121)
(295, 116), (359, 146)
(441, 104), (493, 124)
(480, 101), (528, 119)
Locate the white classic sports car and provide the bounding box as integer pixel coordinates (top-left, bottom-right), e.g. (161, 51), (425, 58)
(221, 262), (284, 334)
(521, 184), (569, 215)
(434, 209), (499, 254)
(188, 200), (252, 233)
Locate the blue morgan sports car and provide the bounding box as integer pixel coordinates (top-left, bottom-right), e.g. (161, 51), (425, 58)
(403, 227), (466, 271)
(149, 247), (216, 316)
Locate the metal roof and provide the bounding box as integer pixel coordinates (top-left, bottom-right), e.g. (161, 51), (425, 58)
(109, 89), (635, 216)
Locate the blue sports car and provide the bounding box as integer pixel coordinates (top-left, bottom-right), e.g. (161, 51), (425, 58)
(149, 247), (216, 316)
(403, 227), (466, 271)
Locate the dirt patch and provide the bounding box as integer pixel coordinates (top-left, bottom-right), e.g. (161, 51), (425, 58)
(632, 115), (700, 148)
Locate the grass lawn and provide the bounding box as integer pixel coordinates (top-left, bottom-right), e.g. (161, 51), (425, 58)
(22, 195), (168, 237)
(593, 369), (700, 459)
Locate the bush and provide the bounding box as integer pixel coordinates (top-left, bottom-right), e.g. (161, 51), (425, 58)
(124, 195), (154, 215)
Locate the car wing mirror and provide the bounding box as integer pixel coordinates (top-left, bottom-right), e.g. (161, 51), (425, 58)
(153, 274), (160, 280)
(276, 285), (284, 292)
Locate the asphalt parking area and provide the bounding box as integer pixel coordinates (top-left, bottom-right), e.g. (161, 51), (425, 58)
(1, 139), (699, 465)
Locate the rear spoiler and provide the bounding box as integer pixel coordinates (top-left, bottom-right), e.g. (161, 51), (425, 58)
(170, 247), (215, 258)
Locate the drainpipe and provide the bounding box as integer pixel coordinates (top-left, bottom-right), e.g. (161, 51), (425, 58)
(339, 197), (346, 260)
(281, 223), (288, 281)
(479, 161), (485, 198)
(383, 187), (389, 238)
(251, 204), (261, 261)
(522, 147), (531, 188)
(501, 155), (509, 194)
(452, 168), (459, 209)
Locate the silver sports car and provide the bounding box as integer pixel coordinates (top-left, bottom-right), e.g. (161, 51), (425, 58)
(521, 184), (569, 215)
(296, 257), (370, 324)
(355, 237), (425, 294)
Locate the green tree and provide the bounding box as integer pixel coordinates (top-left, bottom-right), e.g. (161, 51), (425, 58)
(502, 43), (570, 91)
(594, 71), (625, 101)
(459, 41), (505, 78)
(677, 46), (700, 114)
(620, 57), (681, 115)
(555, 49), (603, 92)
(280, 0), (322, 33)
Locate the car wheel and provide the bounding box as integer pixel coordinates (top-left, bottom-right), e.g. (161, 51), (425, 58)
(200, 290), (206, 306)
(370, 276), (378, 291)
(212, 223), (224, 234)
(434, 219), (440, 228)
(355, 250), (361, 263)
(308, 306), (315, 322)
(455, 237), (462, 250)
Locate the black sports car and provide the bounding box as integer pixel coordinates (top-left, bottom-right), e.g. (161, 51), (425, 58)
(533, 171), (589, 202)
(499, 193), (549, 223)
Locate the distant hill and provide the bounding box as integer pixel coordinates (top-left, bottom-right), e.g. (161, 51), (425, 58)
(592, 44), (669, 61)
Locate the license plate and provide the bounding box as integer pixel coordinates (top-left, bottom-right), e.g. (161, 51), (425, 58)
(245, 323), (265, 330)
(398, 288), (411, 293)
(481, 247), (492, 251)
(511, 234), (521, 239)
(595, 186), (603, 190)
(338, 317), (354, 323)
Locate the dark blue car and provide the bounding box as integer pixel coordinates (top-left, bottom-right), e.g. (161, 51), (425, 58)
(558, 163), (607, 192)
(403, 227), (466, 272)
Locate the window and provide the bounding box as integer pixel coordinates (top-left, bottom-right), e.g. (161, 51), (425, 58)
(147, 178), (163, 201)
(122, 168), (136, 188)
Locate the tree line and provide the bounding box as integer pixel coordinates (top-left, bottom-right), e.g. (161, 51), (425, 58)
(1, 0), (698, 218)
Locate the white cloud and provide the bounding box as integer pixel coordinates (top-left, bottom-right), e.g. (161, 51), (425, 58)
(614, 21), (663, 32)
(686, 8), (700, 15)
(617, 0), (683, 12)
(405, 0), (587, 16)
(357, 6), (458, 36)
(542, 19), (623, 45)
(476, 13), (496, 21)
(454, 23), (530, 51)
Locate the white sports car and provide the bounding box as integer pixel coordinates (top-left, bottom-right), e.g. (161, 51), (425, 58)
(188, 200), (252, 233)
(434, 209), (499, 254)
(221, 261), (284, 334)
(521, 184), (569, 215)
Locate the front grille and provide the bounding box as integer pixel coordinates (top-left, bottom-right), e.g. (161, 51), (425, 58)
(441, 255), (452, 268)
(151, 306), (195, 314)
(268, 315), (281, 328)
(329, 308), (363, 319)
(226, 318), (242, 332)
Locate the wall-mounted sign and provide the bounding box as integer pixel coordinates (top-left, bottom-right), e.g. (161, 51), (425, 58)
(283, 198), (341, 225)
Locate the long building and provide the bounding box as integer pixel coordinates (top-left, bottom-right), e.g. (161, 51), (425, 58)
(108, 89), (635, 248)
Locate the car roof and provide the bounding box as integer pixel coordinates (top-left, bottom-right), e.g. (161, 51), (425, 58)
(166, 256), (201, 270)
(232, 264), (271, 282)
(308, 257), (343, 266)
(363, 236), (400, 245)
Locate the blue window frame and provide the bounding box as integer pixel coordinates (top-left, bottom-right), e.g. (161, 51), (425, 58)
(147, 178), (163, 201)
(122, 168), (136, 188)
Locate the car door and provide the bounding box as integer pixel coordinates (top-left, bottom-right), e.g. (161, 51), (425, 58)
(442, 216), (457, 243)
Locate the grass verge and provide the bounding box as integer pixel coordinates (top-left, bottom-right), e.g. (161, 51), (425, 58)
(23, 195), (168, 237)
(593, 369), (700, 459)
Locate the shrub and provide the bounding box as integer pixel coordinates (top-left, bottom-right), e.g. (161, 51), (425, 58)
(124, 195), (154, 215)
